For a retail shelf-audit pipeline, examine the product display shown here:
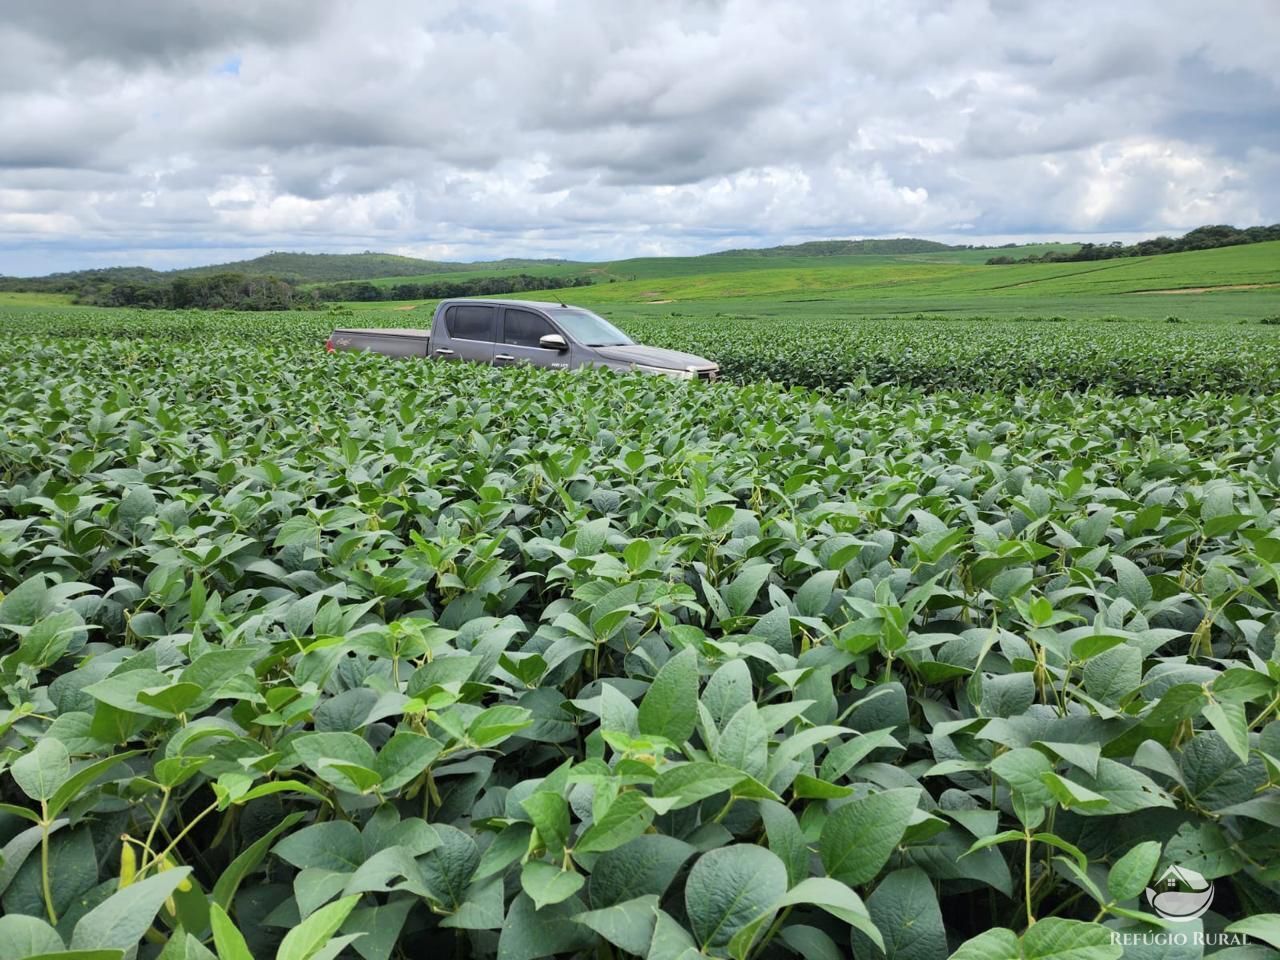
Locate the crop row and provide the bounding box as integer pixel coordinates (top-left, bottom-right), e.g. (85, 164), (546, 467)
(5, 304), (1280, 394)
(1, 336), (1278, 958)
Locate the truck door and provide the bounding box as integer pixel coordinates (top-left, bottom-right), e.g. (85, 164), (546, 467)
(496, 306), (570, 370)
(437, 304), (496, 364)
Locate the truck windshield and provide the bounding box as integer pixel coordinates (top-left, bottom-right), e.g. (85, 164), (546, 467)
(546, 308), (634, 346)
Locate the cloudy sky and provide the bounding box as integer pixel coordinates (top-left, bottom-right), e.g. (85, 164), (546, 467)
(2, 0), (1277, 275)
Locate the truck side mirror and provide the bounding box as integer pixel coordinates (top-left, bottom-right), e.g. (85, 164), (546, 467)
(539, 333), (568, 351)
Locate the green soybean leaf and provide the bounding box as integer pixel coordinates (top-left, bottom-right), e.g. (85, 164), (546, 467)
(69, 867), (192, 951)
(0, 822), (63, 897)
(724, 564), (774, 618)
(468, 705), (533, 747)
(652, 762), (746, 809)
(418, 824), (480, 910)
(949, 928), (1019, 960)
(1067, 759), (1174, 815)
(638, 648), (699, 744)
(523, 790), (571, 858)
(702, 659), (754, 728)
(947, 920), (1122, 959)
(0, 576), (49, 627)
(118, 486), (157, 531)
(1040, 773), (1109, 812)
(793, 774), (854, 799)
(214, 811), (307, 909)
(276, 894), (361, 960)
(1224, 915), (1280, 950)
(374, 731), (442, 792)
(13, 609), (83, 670)
(209, 904), (254, 960)
(759, 799), (809, 888)
(574, 791), (654, 855)
(715, 702), (768, 779)
(1202, 701), (1250, 764)
(12, 737), (70, 801)
(216, 779), (331, 812)
(573, 894), (660, 956)
(777, 877), (883, 951)
(1019, 918), (1121, 959)
(1107, 841), (1162, 903)
(685, 845), (787, 955)
(586, 835), (697, 909)
(858, 867), (944, 959)
(136, 682), (202, 716)
(0, 914), (65, 960)
(497, 893), (594, 960)
(346, 900), (416, 958)
(273, 821), (364, 872)
(819, 788), (920, 887)
(49, 750), (141, 819)
(1109, 556), (1152, 608)
(781, 925), (846, 960)
(1083, 646), (1141, 709)
(648, 909), (700, 960)
(476, 823), (534, 881)
(521, 860), (585, 910)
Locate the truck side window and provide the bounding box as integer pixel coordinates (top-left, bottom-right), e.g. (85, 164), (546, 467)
(445, 305), (495, 341)
(503, 309), (556, 347)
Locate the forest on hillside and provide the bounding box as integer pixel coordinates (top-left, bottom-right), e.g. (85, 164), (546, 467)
(987, 223), (1280, 263)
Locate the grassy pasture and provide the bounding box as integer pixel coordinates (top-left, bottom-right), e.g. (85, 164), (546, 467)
(335, 242), (1280, 328)
(324, 242), (1086, 290)
(0, 291), (78, 307)
(519, 241), (1280, 304)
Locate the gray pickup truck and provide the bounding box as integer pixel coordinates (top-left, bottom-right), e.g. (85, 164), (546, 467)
(326, 298), (719, 380)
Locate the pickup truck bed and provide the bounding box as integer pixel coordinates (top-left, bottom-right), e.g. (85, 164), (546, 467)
(327, 328), (430, 357)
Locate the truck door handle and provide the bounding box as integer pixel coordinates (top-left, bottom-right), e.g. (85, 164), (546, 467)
(434, 348), (455, 356)
(494, 353), (515, 362)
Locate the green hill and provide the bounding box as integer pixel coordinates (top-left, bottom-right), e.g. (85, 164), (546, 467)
(518, 240), (1280, 304)
(172, 252), (582, 283)
(707, 237), (958, 257)
(175, 251), (467, 282)
(2, 240), (1077, 291)
(0, 252), (579, 290)
(0, 265), (167, 293)
(4, 226), (1271, 305)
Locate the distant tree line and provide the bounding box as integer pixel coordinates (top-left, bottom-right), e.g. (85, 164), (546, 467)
(986, 224), (1280, 264)
(0, 266), (163, 294)
(311, 273), (594, 302)
(76, 274), (321, 311)
(0, 268), (596, 311)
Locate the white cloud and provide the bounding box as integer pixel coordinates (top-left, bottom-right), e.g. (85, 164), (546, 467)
(0, 0), (1276, 274)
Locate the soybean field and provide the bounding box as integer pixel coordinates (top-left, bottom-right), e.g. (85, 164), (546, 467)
(1, 303), (1279, 960)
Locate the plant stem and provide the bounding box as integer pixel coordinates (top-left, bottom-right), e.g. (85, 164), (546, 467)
(1024, 830), (1035, 928)
(1042, 888), (1088, 920)
(40, 801), (57, 924)
(711, 795), (736, 823)
(1249, 692), (1280, 731)
(143, 799), (219, 872)
(749, 905), (793, 960)
(143, 788), (170, 863)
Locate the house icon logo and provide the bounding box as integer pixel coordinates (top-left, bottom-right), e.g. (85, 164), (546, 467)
(1146, 865), (1215, 921)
